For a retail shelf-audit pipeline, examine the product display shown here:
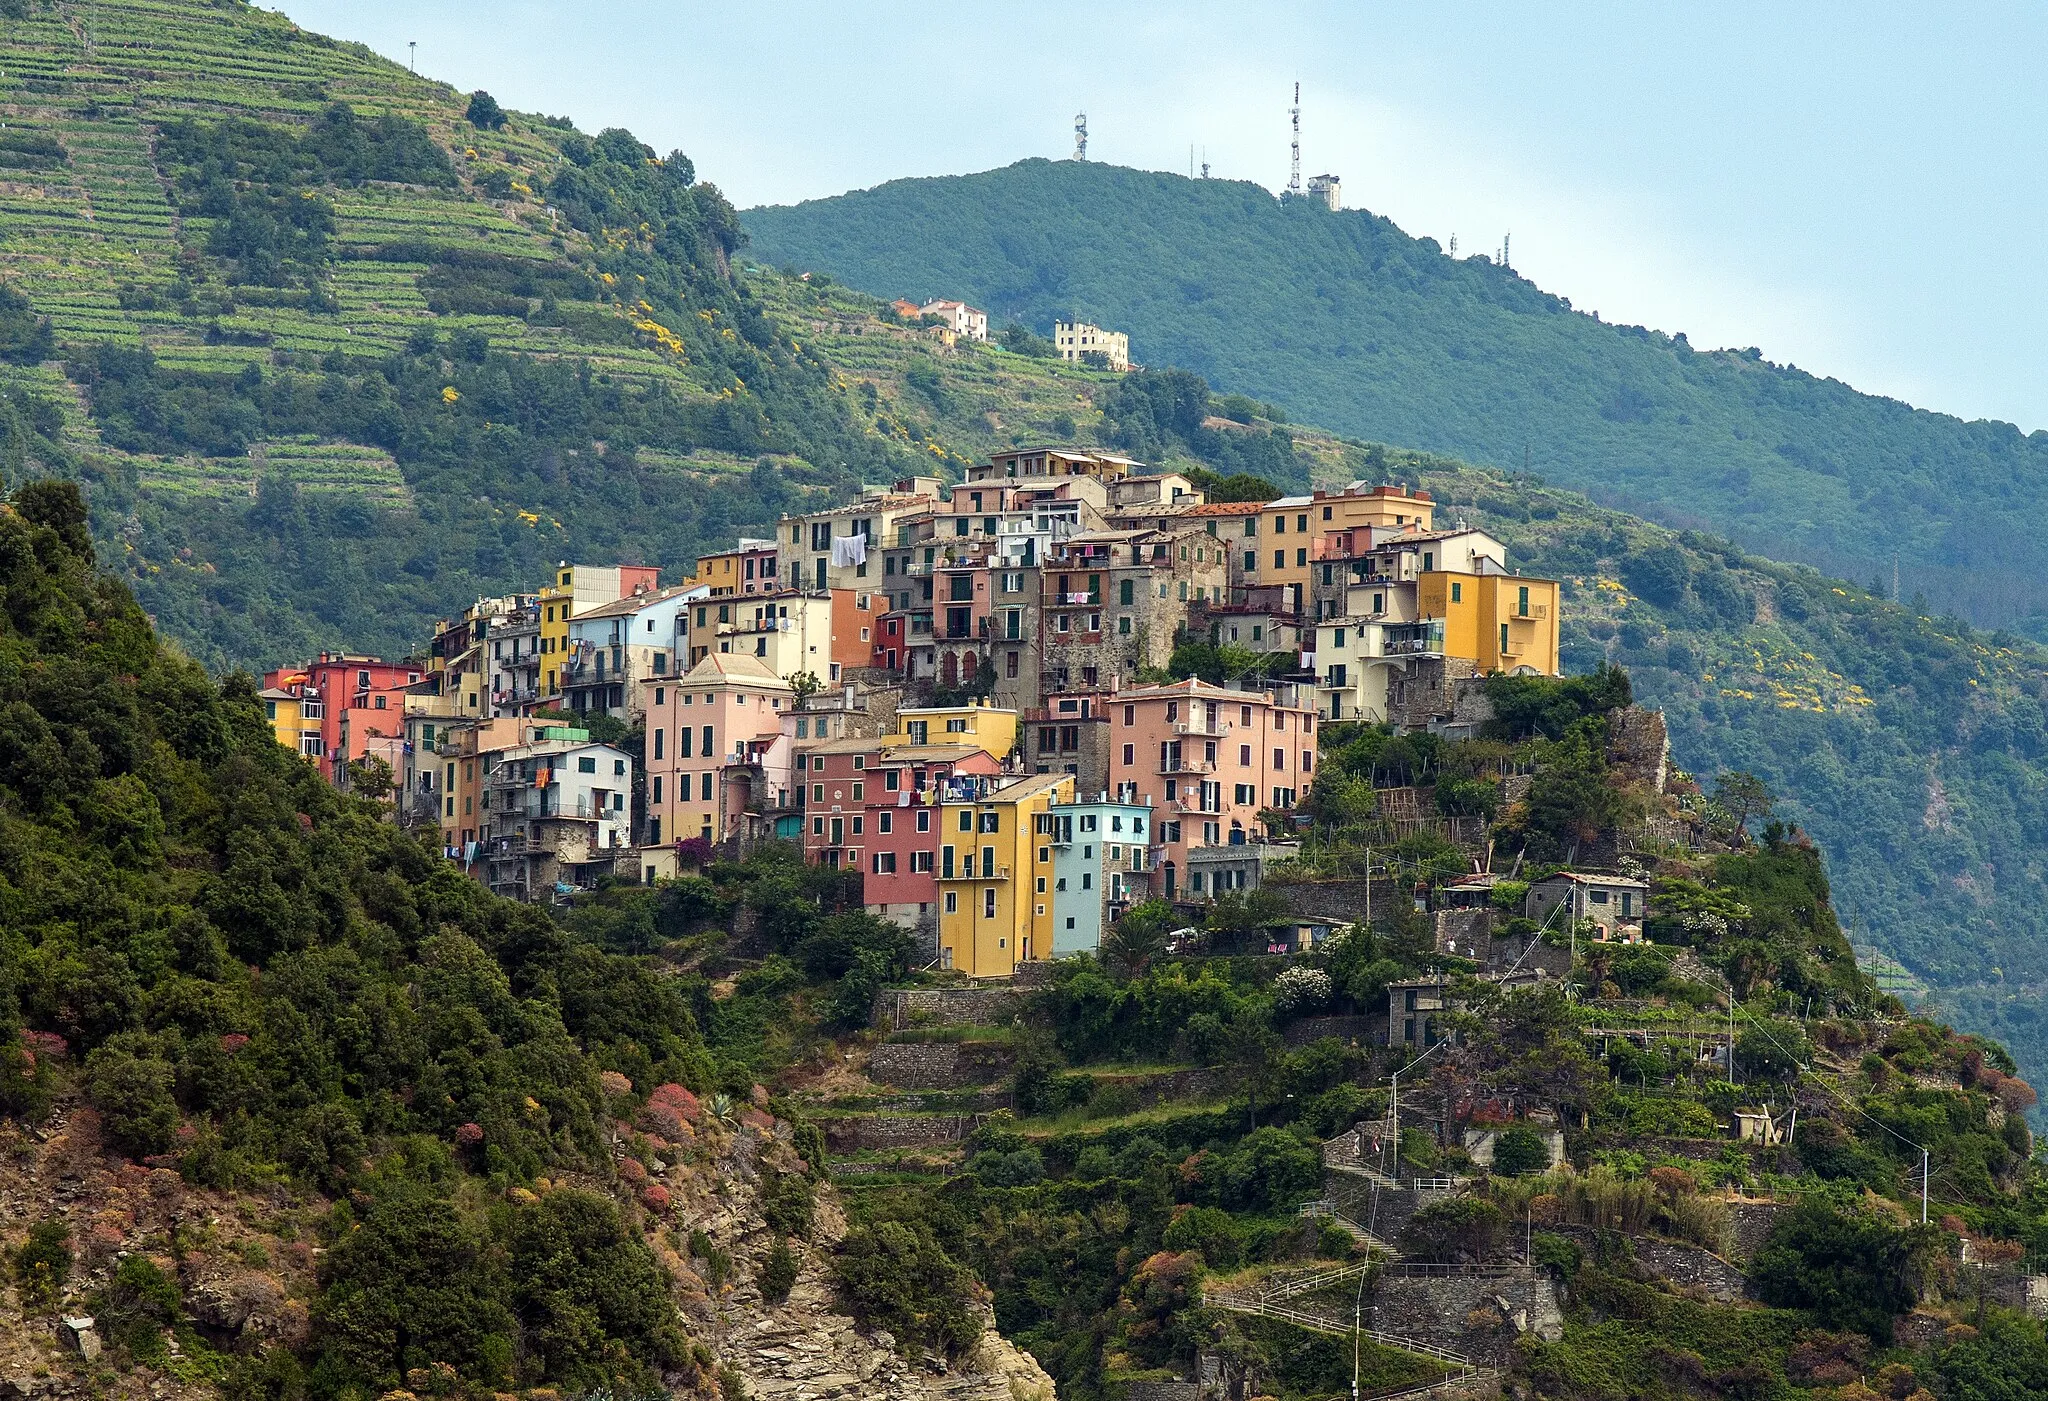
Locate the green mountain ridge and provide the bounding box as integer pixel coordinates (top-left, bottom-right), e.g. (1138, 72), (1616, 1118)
(743, 158), (2048, 631)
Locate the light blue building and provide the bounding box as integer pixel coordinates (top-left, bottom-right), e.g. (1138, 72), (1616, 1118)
(1045, 797), (1155, 956)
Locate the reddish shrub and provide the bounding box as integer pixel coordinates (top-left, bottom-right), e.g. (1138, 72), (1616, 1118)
(599, 1071), (633, 1096)
(454, 1122), (485, 1147)
(640, 1183), (672, 1213)
(648, 1083), (702, 1122)
(219, 1033), (250, 1054)
(618, 1157), (648, 1185)
(1999, 1078), (2038, 1113)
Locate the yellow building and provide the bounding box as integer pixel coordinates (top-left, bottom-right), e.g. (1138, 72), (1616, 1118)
(882, 701), (1019, 764)
(259, 681), (322, 759)
(1254, 483), (1437, 608)
(938, 772), (1074, 976)
(1417, 572), (1561, 675)
(538, 563), (662, 699)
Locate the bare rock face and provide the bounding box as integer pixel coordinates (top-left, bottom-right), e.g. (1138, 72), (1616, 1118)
(659, 1114), (1055, 1401)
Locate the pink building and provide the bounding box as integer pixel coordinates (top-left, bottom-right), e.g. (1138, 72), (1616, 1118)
(645, 653), (792, 845)
(1106, 679), (1316, 900)
(798, 738), (1003, 928)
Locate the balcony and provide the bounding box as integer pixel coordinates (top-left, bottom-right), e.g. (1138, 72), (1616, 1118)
(1157, 759), (1217, 775)
(1173, 720), (1234, 736)
(939, 863), (1011, 881)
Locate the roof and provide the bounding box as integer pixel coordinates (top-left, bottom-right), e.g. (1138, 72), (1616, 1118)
(678, 653), (792, 688)
(876, 743), (997, 763)
(572, 584), (695, 621)
(1116, 677), (1302, 705)
(1373, 526), (1503, 546)
(951, 772), (1072, 804)
(1536, 871), (1649, 889)
(1184, 501), (1265, 517)
(801, 736), (886, 756)
(493, 738), (626, 762)
(1266, 495), (1314, 508)
(258, 687), (299, 702)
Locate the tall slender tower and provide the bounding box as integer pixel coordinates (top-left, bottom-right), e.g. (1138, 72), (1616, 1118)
(1287, 82), (1302, 196)
(1073, 113), (1088, 162)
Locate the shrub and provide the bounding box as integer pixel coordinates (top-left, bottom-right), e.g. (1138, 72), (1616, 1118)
(831, 1221), (982, 1358)
(970, 1147), (1046, 1187)
(1161, 1206), (1244, 1269)
(1748, 1200), (1935, 1344)
(100, 1255), (181, 1362)
(1491, 1126), (1549, 1177)
(1399, 1197), (1506, 1262)
(85, 1043), (179, 1158)
(761, 1170), (815, 1239)
(758, 1238), (798, 1304)
(465, 91), (507, 130)
(12, 1219), (69, 1312)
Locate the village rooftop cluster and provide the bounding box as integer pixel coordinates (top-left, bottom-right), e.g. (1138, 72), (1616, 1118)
(260, 447), (1562, 976)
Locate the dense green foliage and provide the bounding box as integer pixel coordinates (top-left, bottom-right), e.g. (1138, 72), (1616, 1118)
(746, 157), (2048, 628)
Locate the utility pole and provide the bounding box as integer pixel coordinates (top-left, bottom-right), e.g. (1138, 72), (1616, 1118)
(408, 41), (416, 74)
(1922, 1149), (1929, 1225)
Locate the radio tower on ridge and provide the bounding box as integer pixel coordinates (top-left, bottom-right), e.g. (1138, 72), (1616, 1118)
(1073, 113), (1088, 162)
(1287, 82), (1302, 197)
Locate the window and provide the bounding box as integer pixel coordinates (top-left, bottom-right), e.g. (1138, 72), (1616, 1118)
(879, 811), (892, 834)
(701, 772), (713, 800)
(959, 809), (973, 832)
(812, 816), (825, 835)
(1422, 552), (1434, 572)
(983, 889), (997, 919)
(614, 759), (627, 776)
(653, 729), (665, 760)
(1273, 748), (1285, 769)
(1274, 549), (1285, 569)
(700, 724), (713, 755)
(813, 784), (825, 803)
(1451, 581), (1463, 603)
(913, 850), (934, 872)
(978, 811), (1000, 833)
(916, 809), (931, 833)
(885, 770), (901, 791)
(653, 776), (663, 804)
(1119, 578), (1134, 605)
(851, 816), (864, 835)
(945, 891), (958, 913)
(851, 782), (864, 801)
(1124, 704), (1135, 725)
(578, 756), (597, 773)
(1519, 584), (1531, 616)
(1501, 623), (1511, 654)
(1037, 876), (1047, 893)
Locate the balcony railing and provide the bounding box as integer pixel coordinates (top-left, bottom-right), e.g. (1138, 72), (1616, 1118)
(1157, 759), (1217, 775)
(1173, 720), (1234, 736)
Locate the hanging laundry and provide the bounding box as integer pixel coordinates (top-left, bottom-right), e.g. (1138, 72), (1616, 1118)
(830, 534), (868, 568)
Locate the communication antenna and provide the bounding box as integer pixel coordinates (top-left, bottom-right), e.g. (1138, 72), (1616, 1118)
(1448, 233), (1457, 256)
(1073, 112), (1088, 162)
(1287, 81), (1302, 196)
(1500, 232), (1511, 267)
(1200, 146), (1210, 179)
(408, 41), (417, 73)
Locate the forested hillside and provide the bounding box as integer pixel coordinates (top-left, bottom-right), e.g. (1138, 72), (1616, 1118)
(745, 158), (2048, 630)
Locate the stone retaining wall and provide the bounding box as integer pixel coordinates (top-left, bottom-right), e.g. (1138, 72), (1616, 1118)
(868, 1041), (1018, 1089)
(817, 1113), (983, 1153)
(874, 987), (1025, 1031)
(1284, 1014), (1378, 1047)
(1369, 1271), (1563, 1367)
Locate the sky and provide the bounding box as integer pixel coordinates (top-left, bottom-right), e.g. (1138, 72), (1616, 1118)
(279, 1), (2048, 431)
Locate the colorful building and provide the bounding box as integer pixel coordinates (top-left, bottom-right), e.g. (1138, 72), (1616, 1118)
(537, 563), (662, 700)
(1106, 679), (1317, 900)
(646, 653), (793, 846)
(937, 771), (1074, 976)
(1046, 796), (1155, 956)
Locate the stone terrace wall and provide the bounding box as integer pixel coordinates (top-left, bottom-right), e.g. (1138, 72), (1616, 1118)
(1370, 1271), (1563, 1368)
(868, 1041), (1018, 1089)
(874, 987), (1024, 1031)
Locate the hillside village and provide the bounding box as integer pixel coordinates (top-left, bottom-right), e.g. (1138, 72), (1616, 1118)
(256, 447), (1561, 976)
(6, 5), (2048, 1401)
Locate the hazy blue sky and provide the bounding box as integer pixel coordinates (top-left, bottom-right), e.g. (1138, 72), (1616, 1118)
(280, 1), (2045, 430)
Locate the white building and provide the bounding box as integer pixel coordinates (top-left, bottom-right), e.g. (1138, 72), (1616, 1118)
(1053, 320), (1130, 371)
(919, 299), (988, 341)
(563, 583), (701, 720)
(480, 736), (634, 900)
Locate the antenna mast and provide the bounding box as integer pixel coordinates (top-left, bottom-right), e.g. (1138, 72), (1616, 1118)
(1287, 82), (1302, 196)
(1073, 113), (1088, 162)
(1200, 146), (1210, 179)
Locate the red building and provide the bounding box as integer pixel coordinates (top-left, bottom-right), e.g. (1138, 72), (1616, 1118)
(799, 737), (1002, 930)
(265, 653), (423, 784)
